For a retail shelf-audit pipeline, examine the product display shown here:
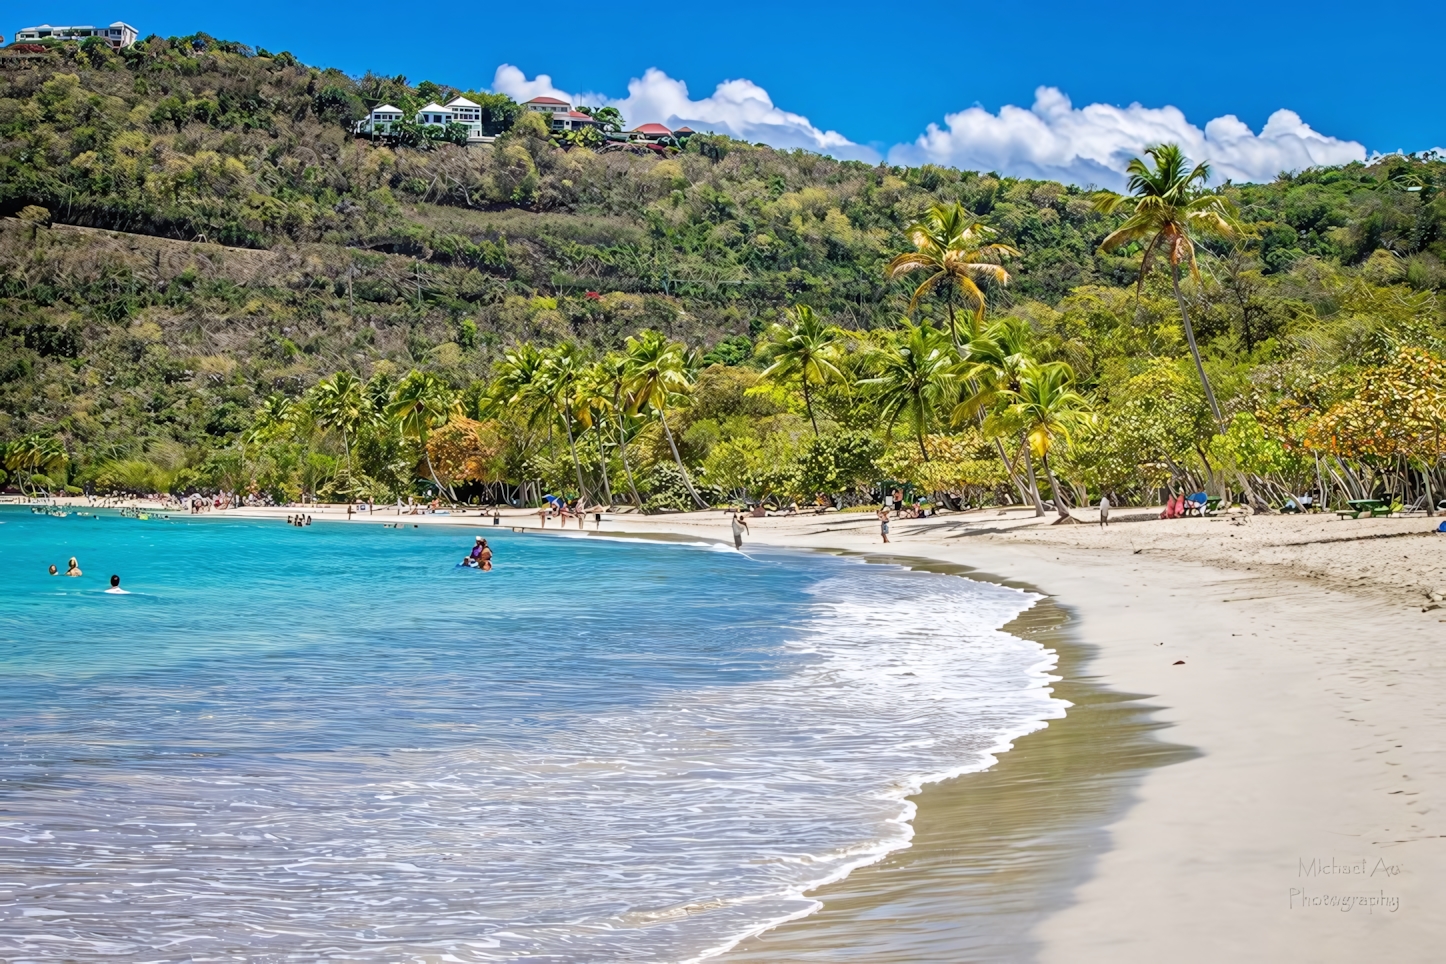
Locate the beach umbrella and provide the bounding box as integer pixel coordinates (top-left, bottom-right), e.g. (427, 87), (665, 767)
(543, 494), (563, 505)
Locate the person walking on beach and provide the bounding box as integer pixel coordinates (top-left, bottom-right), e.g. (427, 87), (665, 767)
(878, 506), (891, 544)
(537, 504), (548, 528)
(731, 511), (750, 550)
(1099, 495), (1111, 527)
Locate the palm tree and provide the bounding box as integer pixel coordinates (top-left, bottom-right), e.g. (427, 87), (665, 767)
(537, 343), (592, 505)
(584, 357), (642, 507)
(986, 362), (1093, 522)
(1094, 144), (1234, 428)
(757, 304), (843, 434)
(387, 370), (460, 500)
(952, 317), (1049, 515)
(2, 435), (68, 495)
(859, 322), (957, 462)
(308, 371), (368, 475)
(624, 329), (708, 509)
(886, 201), (1019, 347)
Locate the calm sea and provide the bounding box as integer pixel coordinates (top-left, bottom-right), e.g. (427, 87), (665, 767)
(0, 507), (1063, 962)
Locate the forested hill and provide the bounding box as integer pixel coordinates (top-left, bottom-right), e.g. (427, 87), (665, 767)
(1, 32), (1444, 496)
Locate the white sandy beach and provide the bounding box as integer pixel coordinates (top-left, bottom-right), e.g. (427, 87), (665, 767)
(13, 498), (1445, 960)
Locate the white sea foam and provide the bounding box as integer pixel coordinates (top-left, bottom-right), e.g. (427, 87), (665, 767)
(0, 550), (1062, 962)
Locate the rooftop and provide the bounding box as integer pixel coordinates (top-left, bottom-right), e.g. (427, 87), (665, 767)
(631, 123), (672, 136)
(446, 96), (480, 108)
(526, 96), (569, 106)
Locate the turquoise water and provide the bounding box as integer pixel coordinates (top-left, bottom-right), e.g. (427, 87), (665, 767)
(0, 508), (1062, 962)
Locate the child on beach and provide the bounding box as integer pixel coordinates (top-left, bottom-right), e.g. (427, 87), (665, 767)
(877, 507), (891, 544)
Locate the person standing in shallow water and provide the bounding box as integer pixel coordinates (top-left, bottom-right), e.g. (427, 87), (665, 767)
(730, 512), (749, 550)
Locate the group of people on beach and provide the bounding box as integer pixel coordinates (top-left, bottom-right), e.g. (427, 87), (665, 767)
(286, 515), (313, 527)
(536, 499), (601, 530)
(46, 557), (127, 593)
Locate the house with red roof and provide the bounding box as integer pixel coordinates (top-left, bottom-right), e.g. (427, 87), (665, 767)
(524, 97), (600, 133)
(629, 123), (674, 145)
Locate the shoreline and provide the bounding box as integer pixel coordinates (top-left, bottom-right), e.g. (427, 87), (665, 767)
(8, 499), (1446, 959)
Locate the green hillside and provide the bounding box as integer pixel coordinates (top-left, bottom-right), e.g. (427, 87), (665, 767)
(1, 33), (1443, 509)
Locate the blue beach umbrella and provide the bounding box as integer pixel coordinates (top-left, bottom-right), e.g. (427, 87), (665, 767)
(543, 494), (563, 505)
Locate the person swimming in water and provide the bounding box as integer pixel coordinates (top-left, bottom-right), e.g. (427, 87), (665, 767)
(104, 574), (129, 594)
(478, 539), (492, 571)
(65, 557), (83, 577)
(48, 564), (58, 575)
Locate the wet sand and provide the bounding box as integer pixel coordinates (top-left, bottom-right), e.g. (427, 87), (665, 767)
(725, 587), (1195, 962)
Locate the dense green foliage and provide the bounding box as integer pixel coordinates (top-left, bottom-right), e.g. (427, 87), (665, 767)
(2, 35), (1444, 511)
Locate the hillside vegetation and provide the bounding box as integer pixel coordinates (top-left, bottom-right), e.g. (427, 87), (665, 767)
(1, 33), (1444, 511)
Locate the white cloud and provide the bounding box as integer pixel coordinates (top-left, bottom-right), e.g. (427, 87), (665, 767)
(888, 87), (1367, 189)
(489, 64), (571, 104)
(489, 65), (879, 162)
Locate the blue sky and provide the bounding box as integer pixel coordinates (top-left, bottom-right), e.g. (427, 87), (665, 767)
(10, 1), (1442, 184)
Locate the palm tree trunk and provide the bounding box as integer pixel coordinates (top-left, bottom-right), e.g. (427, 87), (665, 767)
(1171, 263), (1223, 427)
(992, 436), (1033, 506)
(597, 439), (614, 507)
(561, 413), (588, 505)
(1170, 264), (1271, 513)
(1020, 440), (1048, 517)
(1042, 453), (1072, 521)
(616, 414), (642, 507)
(659, 410), (707, 509)
(803, 378), (818, 435)
(421, 442), (455, 502)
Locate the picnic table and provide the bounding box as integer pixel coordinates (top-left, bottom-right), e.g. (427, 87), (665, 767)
(1337, 498), (1391, 519)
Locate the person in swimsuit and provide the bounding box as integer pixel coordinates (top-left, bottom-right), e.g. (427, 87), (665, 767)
(105, 574), (129, 594)
(478, 539), (492, 571)
(878, 507), (891, 544)
(48, 564), (58, 575)
(65, 557), (83, 577)
(470, 536), (486, 562)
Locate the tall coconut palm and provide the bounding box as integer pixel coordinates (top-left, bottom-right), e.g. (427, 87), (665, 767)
(886, 201), (1019, 347)
(859, 322), (958, 462)
(584, 357), (641, 507)
(387, 369), (460, 500)
(757, 304), (843, 435)
(537, 343), (592, 505)
(1093, 144), (1234, 428)
(624, 329), (707, 509)
(952, 317), (1049, 515)
(308, 371), (368, 474)
(986, 361), (1093, 522)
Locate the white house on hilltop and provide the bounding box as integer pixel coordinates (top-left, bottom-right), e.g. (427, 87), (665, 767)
(355, 96), (492, 142)
(15, 21), (138, 48)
